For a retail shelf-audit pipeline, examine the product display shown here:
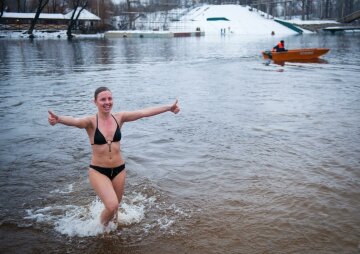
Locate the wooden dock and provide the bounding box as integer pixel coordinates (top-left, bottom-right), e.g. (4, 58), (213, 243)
(104, 30), (205, 38)
(323, 26), (360, 33)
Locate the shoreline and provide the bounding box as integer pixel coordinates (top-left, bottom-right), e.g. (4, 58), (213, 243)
(0, 29), (105, 39)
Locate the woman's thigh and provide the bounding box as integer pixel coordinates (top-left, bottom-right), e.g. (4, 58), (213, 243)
(88, 168), (118, 206)
(112, 170), (126, 202)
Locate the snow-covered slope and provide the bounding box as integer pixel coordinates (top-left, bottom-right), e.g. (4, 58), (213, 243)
(168, 5), (299, 35)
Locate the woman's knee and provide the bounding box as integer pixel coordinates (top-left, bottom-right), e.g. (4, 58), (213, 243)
(105, 200), (119, 213)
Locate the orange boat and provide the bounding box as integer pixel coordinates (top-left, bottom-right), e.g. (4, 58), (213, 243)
(262, 48), (330, 61)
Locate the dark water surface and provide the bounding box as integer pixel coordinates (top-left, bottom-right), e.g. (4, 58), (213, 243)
(0, 33), (359, 253)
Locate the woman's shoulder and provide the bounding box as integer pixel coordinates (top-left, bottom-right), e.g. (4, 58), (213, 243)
(82, 114), (96, 128)
(112, 112), (125, 124)
(83, 114), (96, 121)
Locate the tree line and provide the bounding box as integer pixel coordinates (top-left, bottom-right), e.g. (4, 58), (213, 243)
(1, 0), (359, 32)
(241, 0), (360, 20)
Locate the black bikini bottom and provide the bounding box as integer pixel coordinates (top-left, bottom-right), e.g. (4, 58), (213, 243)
(89, 164), (125, 180)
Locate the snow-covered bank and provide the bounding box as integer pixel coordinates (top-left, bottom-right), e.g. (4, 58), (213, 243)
(0, 30), (104, 39)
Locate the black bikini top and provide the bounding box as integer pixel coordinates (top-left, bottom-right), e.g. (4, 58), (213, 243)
(92, 114), (121, 145)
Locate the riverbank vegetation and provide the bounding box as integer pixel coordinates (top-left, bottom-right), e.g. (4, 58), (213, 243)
(1, 0), (359, 32)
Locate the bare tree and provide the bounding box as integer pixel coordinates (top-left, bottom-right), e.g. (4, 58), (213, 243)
(47, 0), (57, 12)
(28, 0), (49, 37)
(0, 0), (6, 18)
(301, 0), (305, 20)
(126, 0), (133, 29)
(123, 0), (143, 30)
(336, 0), (354, 19)
(328, 0), (334, 19)
(22, 0), (27, 12)
(67, 0), (88, 39)
(12, 0), (27, 12)
(323, 0), (331, 19)
(306, 0), (311, 19)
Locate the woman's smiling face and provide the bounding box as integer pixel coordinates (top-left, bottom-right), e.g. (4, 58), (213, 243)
(95, 90), (113, 114)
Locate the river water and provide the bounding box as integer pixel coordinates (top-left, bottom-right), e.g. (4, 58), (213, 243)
(0, 33), (359, 253)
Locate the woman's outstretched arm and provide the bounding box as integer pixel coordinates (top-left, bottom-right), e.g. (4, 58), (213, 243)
(120, 99), (180, 123)
(48, 110), (91, 129)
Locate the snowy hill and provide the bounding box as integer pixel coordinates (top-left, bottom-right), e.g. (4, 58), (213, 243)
(168, 5), (300, 35)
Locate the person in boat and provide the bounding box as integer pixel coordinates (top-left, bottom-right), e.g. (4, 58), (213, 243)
(272, 40), (287, 52)
(48, 87), (180, 226)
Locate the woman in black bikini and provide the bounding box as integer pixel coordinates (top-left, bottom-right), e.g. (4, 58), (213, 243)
(48, 87), (180, 226)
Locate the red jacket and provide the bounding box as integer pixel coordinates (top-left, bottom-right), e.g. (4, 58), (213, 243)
(273, 42), (286, 52)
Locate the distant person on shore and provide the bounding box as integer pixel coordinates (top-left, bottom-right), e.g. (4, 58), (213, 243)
(273, 40), (287, 52)
(48, 87), (180, 227)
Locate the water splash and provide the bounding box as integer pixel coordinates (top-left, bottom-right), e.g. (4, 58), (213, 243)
(23, 191), (188, 238)
(24, 193), (150, 237)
